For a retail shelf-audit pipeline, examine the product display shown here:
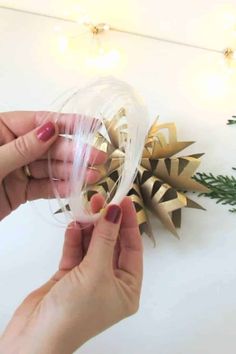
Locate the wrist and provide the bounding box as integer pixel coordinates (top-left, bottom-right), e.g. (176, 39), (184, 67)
(27, 308), (88, 354)
(25, 319), (86, 354)
(0, 327), (76, 354)
(23, 330), (76, 354)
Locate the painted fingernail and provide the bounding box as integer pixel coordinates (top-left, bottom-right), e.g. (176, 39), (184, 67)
(105, 205), (122, 224)
(36, 122), (56, 142)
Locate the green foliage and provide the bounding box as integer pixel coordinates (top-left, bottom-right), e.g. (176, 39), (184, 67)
(227, 116), (236, 125)
(194, 172), (236, 213)
(194, 117), (236, 212)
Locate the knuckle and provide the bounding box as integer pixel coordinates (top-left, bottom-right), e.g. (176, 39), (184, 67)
(14, 136), (30, 159)
(98, 231), (117, 247)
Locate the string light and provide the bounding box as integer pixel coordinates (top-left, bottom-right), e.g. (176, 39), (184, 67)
(0, 5), (236, 69)
(85, 22), (111, 34)
(84, 22), (121, 70)
(224, 48), (236, 60)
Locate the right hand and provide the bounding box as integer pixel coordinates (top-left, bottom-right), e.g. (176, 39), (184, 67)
(0, 195), (143, 354)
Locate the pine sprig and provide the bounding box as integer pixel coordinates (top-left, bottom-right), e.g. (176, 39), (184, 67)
(227, 116), (236, 125)
(194, 172), (236, 212)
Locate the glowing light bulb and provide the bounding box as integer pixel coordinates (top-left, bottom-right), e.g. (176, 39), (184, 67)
(85, 23), (120, 70)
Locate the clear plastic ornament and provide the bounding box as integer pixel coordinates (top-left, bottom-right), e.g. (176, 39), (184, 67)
(48, 77), (150, 224)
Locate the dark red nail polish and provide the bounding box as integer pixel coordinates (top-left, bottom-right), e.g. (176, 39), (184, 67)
(36, 122), (55, 142)
(105, 205), (122, 224)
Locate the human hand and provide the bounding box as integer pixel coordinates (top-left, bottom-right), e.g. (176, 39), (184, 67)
(0, 195), (143, 354)
(0, 111), (106, 220)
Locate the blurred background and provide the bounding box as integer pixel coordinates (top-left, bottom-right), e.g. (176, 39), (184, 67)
(0, 1), (236, 353)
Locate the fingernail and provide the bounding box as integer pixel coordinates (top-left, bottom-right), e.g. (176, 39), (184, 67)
(105, 205), (122, 224)
(36, 121), (56, 142)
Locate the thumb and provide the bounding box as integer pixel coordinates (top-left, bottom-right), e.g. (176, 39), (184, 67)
(86, 204), (122, 269)
(0, 121), (58, 179)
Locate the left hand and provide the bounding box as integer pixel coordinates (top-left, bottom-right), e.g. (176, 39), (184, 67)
(0, 111), (107, 220)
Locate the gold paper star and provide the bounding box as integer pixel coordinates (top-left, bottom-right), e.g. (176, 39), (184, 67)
(56, 110), (209, 242)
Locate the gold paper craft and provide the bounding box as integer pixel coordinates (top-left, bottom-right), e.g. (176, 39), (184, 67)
(56, 110), (209, 242)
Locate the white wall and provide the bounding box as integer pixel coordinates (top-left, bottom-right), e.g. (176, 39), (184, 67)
(0, 7), (236, 354)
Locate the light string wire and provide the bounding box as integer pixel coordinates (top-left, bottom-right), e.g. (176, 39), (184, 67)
(0, 5), (228, 56)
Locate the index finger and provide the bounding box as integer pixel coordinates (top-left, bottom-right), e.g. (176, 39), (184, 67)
(0, 111), (82, 136)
